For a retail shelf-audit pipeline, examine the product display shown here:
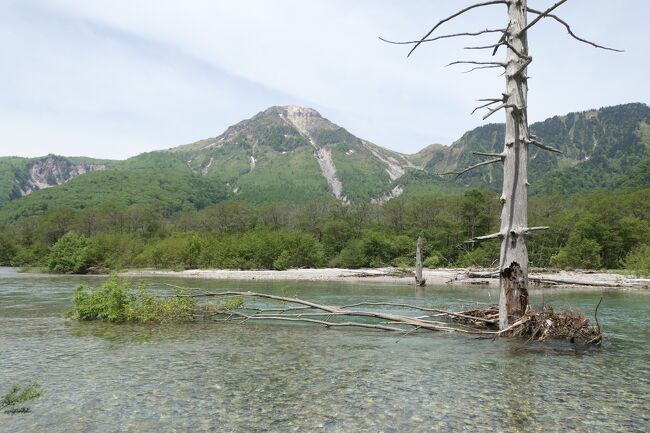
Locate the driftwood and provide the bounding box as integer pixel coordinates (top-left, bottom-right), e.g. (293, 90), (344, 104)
(343, 268), (413, 279)
(415, 237), (426, 287)
(461, 269), (646, 288)
(163, 286), (602, 345)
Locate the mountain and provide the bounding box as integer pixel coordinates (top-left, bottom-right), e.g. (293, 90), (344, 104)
(0, 154), (112, 205)
(171, 105), (445, 203)
(424, 102), (650, 194)
(0, 103), (648, 220)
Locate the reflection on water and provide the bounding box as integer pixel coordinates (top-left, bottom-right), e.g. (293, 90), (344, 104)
(1, 268), (649, 432)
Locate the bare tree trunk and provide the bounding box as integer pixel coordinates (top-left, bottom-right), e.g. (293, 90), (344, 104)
(390, 0), (620, 330)
(499, 0), (531, 329)
(415, 236), (425, 286)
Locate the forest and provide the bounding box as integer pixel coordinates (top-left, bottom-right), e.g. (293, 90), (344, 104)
(1, 187), (648, 276)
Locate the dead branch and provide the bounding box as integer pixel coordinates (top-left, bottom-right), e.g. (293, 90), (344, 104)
(462, 65), (504, 74)
(466, 231), (503, 243)
(407, 1), (508, 56)
(529, 277), (632, 288)
(465, 270), (500, 278)
(438, 157), (502, 177)
(473, 151), (505, 158)
(379, 28), (505, 45)
(186, 290), (498, 335)
(594, 297), (603, 331)
(230, 313), (407, 332)
(520, 0), (569, 35)
(492, 23), (510, 56)
(447, 60), (506, 68)
(524, 226), (550, 234)
(464, 42), (503, 51)
(471, 100), (500, 114)
(526, 138), (563, 154)
(526, 8), (623, 52)
(185, 289), (601, 344)
(502, 40), (529, 60)
(338, 302), (497, 324)
(483, 103), (516, 120)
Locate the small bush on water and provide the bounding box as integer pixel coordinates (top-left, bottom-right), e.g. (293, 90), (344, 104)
(1, 381), (43, 414)
(65, 277), (196, 323)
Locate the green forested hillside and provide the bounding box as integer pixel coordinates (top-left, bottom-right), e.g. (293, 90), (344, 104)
(173, 105), (410, 202)
(1, 103), (648, 223)
(426, 103), (650, 194)
(0, 154), (113, 205)
(1, 188), (647, 275)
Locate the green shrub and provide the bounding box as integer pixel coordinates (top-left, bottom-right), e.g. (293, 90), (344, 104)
(65, 277), (196, 323)
(457, 245), (499, 268)
(550, 233), (602, 269)
(48, 232), (95, 273)
(624, 244), (650, 277)
(423, 253), (442, 268)
(392, 256), (413, 268)
(1, 381), (43, 414)
(0, 234), (16, 265)
(332, 239), (366, 268)
(90, 234), (145, 270)
(273, 250), (291, 270)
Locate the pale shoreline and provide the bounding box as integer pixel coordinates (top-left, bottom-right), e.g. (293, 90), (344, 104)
(119, 267), (650, 289)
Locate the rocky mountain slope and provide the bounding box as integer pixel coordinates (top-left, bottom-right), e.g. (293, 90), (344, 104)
(172, 105), (434, 203)
(1, 103), (647, 218)
(0, 155), (111, 205)
(424, 102), (650, 194)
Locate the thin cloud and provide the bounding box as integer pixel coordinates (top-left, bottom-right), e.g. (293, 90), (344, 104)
(1, 0), (647, 158)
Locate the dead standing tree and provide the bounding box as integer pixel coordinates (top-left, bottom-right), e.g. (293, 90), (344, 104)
(382, 0), (621, 329)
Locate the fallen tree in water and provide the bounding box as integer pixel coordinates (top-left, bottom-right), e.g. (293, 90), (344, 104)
(183, 289), (602, 345)
(66, 279), (602, 345)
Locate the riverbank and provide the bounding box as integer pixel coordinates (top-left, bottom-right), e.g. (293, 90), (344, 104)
(118, 267), (650, 289)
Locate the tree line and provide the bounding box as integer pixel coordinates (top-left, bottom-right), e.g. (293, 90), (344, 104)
(0, 188), (648, 275)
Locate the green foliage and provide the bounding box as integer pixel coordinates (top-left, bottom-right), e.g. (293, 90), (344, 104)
(461, 189), (495, 239)
(65, 277), (196, 323)
(423, 253), (442, 268)
(457, 244), (499, 268)
(321, 220), (353, 257)
(0, 154), (230, 221)
(1, 381), (43, 414)
(48, 232), (95, 273)
(624, 244), (650, 277)
(551, 233), (602, 269)
(2, 184), (649, 272)
(332, 230), (413, 268)
(273, 250), (292, 270)
(0, 233), (17, 265)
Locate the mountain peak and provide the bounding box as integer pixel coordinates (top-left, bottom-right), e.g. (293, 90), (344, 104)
(261, 105), (323, 120)
(284, 105), (321, 116)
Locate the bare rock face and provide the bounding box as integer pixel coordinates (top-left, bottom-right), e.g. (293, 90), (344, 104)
(17, 155), (107, 197)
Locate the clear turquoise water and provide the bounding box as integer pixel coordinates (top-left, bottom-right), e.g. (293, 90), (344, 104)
(1, 268), (648, 432)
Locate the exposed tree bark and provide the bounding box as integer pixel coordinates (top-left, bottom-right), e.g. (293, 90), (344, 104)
(382, 0), (620, 331)
(415, 236), (426, 286)
(497, 0), (531, 329)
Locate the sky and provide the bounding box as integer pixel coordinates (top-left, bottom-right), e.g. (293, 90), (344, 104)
(1, 0), (648, 160)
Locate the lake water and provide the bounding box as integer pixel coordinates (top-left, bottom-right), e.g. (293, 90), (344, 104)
(1, 267), (648, 432)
